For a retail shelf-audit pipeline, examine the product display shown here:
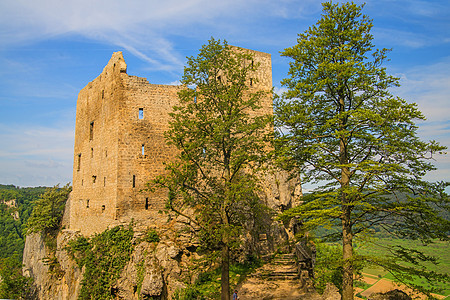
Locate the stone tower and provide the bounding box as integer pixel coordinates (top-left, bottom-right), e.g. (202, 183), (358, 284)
(70, 48), (273, 236)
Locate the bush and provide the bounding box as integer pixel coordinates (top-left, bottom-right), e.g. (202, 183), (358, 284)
(313, 242), (343, 294)
(67, 225), (134, 300)
(26, 184), (71, 235)
(145, 228), (160, 243)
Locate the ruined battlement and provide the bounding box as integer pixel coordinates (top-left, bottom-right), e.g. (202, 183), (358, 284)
(70, 48), (273, 236)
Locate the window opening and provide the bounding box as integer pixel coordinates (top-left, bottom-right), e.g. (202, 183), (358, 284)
(101, 90), (104, 99)
(102, 205), (105, 212)
(139, 108), (144, 119)
(145, 198), (149, 210)
(142, 144), (145, 156)
(104, 177), (106, 187)
(77, 154), (81, 171)
(81, 179), (84, 186)
(105, 150), (108, 157)
(132, 175), (136, 188)
(92, 175), (97, 183)
(89, 121), (94, 140)
(86, 199), (90, 208)
(91, 148), (93, 158)
(250, 78), (253, 86)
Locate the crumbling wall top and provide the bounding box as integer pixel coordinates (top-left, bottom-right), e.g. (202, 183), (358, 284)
(101, 51), (127, 77)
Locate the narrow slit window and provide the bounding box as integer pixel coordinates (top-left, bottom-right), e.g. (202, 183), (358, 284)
(89, 121), (94, 140)
(132, 175), (136, 188)
(101, 90), (104, 99)
(77, 154), (81, 171)
(91, 148), (94, 158)
(86, 199), (90, 208)
(145, 198), (149, 210)
(139, 108), (144, 119)
(92, 175), (97, 183)
(81, 179), (84, 186)
(104, 177), (106, 187)
(250, 78), (253, 86)
(141, 144), (145, 156)
(102, 205), (105, 212)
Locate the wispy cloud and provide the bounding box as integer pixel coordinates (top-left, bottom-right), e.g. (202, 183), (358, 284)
(390, 57), (450, 182)
(0, 0), (328, 72)
(0, 123), (74, 186)
(393, 57), (450, 125)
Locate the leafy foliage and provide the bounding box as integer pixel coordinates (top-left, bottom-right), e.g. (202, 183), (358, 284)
(275, 2), (449, 298)
(145, 228), (160, 243)
(0, 184), (47, 263)
(153, 38), (272, 299)
(26, 184), (71, 235)
(67, 225), (134, 300)
(0, 184), (47, 298)
(0, 254), (35, 299)
(313, 242), (343, 294)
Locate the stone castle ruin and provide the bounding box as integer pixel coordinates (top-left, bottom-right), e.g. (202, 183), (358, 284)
(23, 48), (318, 300)
(69, 49), (284, 236)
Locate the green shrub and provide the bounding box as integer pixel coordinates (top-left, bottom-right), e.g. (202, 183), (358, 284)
(313, 242), (343, 294)
(26, 184), (71, 235)
(67, 225), (134, 300)
(145, 228), (160, 243)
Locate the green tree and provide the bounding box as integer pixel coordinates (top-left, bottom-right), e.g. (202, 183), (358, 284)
(0, 255), (35, 299)
(276, 2), (449, 299)
(26, 184), (71, 235)
(154, 38), (272, 300)
(0, 185), (47, 298)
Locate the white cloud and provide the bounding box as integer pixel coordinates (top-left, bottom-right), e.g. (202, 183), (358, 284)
(0, 124), (74, 186)
(273, 86), (288, 97)
(0, 0), (252, 71)
(0, 0), (327, 73)
(393, 57), (450, 125)
(373, 28), (432, 48)
(390, 57), (450, 182)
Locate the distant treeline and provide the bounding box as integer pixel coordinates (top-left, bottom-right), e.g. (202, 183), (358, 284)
(0, 184), (48, 264)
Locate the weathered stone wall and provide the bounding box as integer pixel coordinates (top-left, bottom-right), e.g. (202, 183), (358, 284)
(70, 52), (128, 234)
(116, 79), (183, 220)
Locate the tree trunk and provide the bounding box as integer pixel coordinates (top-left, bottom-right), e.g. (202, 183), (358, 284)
(221, 243), (230, 300)
(342, 209), (353, 300)
(339, 95), (353, 300)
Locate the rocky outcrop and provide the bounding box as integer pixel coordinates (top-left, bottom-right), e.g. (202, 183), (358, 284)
(23, 170), (302, 299)
(22, 231), (83, 300)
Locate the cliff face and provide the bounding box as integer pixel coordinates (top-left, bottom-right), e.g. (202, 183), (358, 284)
(22, 171), (301, 300)
(23, 231), (82, 300)
(23, 195), (82, 299)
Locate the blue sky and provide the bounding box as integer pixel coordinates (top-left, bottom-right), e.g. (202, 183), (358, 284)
(0, 0), (449, 189)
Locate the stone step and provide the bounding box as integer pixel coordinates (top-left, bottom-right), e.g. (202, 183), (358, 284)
(273, 259), (297, 265)
(270, 271), (298, 277)
(267, 274), (300, 281)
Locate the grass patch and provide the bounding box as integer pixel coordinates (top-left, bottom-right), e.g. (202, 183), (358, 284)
(358, 237), (450, 297)
(361, 266), (387, 278)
